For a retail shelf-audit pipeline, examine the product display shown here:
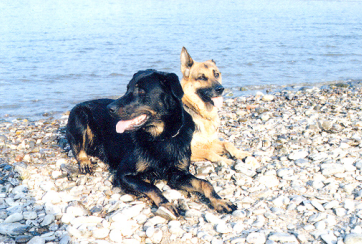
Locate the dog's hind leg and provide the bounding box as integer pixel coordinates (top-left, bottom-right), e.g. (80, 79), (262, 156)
(169, 171), (237, 213)
(191, 143), (234, 165)
(66, 106), (96, 174)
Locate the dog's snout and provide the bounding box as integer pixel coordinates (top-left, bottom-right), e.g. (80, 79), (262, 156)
(107, 104), (119, 115)
(215, 85), (224, 95)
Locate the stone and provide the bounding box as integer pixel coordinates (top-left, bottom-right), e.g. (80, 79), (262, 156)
(163, 189), (183, 201)
(59, 234), (71, 244)
(311, 200), (325, 211)
(344, 233), (362, 244)
(0, 223), (29, 236)
(92, 228), (110, 239)
(258, 175), (279, 187)
(334, 208), (347, 217)
(150, 229), (163, 243)
(41, 190), (61, 204)
(262, 95), (275, 102)
(184, 209), (202, 218)
(277, 168), (293, 179)
(320, 163), (345, 176)
(288, 150), (308, 160)
(323, 200), (339, 209)
(321, 233), (337, 244)
(4, 213), (23, 223)
(27, 236), (45, 244)
(215, 222), (231, 234)
(246, 232), (266, 244)
(41, 214), (55, 226)
(268, 232), (298, 243)
(14, 235), (32, 243)
(245, 156), (260, 169)
(109, 229), (123, 243)
(204, 212), (221, 225)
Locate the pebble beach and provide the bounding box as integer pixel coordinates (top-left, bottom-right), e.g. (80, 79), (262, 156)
(1, 82), (362, 244)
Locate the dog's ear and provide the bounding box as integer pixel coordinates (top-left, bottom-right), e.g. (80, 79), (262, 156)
(180, 47), (194, 78)
(161, 72), (184, 101)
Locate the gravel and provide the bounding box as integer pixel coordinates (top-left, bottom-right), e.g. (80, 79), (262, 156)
(1, 82), (362, 243)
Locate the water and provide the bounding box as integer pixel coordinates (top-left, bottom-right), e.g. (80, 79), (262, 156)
(1, 0), (361, 121)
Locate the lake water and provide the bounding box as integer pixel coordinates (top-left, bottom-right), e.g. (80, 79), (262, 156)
(1, 0), (362, 121)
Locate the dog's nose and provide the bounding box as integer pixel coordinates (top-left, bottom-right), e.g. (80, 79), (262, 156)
(215, 85), (224, 96)
(107, 104), (119, 115)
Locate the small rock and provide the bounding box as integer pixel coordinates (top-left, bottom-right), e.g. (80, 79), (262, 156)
(0, 223), (29, 236)
(92, 228), (109, 239)
(268, 232), (298, 243)
(323, 200), (339, 209)
(320, 163), (345, 176)
(244, 156), (260, 169)
(288, 150), (308, 160)
(262, 95), (275, 102)
(344, 233), (362, 244)
(4, 213), (23, 223)
(14, 235), (32, 243)
(334, 208), (347, 217)
(311, 200), (325, 211)
(246, 232), (266, 244)
(184, 209), (202, 218)
(163, 189), (183, 201)
(321, 233), (337, 244)
(215, 222), (231, 234)
(205, 212), (220, 225)
(27, 236), (45, 244)
(42, 190), (61, 204)
(109, 229), (123, 243)
(150, 229), (163, 243)
(41, 214), (55, 226)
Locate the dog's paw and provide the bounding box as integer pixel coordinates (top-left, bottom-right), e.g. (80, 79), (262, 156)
(78, 161), (93, 174)
(156, 203), (179, 220)
(217, 158), (234, 167)
(211, 199), (237, 214)
(234, 150), (251, 160)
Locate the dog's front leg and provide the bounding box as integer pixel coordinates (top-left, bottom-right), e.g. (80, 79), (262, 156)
(222, 141), (251, 160)
(168, 171), (237, 213)
(117, 174), (179, 216)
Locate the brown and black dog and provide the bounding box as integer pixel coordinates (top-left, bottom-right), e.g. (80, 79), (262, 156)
(66, 69), (236, 217)
(180, 47), (250, 165)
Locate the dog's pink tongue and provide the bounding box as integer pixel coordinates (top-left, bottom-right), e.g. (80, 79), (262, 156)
(115, 114), (147, 133)
(211, 96), (223, 108)
(116, 120), (134, 133)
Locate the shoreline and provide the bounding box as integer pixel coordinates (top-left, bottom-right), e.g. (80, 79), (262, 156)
(2, 79), (361, 123)
(1, 83), (362, 243)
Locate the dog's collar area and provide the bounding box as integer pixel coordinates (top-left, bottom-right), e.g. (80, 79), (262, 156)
(171, 124), (183, 138)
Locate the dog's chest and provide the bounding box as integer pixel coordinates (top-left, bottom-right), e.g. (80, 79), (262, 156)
(191, 115), (219, 144)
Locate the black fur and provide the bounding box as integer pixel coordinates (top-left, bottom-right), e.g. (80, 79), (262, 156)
(66, 69), (236, 216)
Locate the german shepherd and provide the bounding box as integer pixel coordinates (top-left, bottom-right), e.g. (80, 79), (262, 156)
(180, 47), (250, 165)
(66, 69), (237, 217)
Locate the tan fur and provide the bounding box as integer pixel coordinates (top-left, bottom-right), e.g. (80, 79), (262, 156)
(180, 47), (250, 165)
(145, 121), (164, 137)
(77, 150), (92, 171)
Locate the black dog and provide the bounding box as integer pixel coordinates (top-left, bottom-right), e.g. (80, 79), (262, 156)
(66, 69), (236, 216)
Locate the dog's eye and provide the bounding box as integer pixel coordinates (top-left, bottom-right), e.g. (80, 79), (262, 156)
(214, 72), (220, 78)
(197, 74), (207, 81)
(138, 89), (146, 96)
